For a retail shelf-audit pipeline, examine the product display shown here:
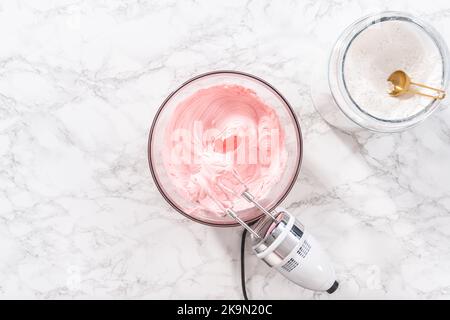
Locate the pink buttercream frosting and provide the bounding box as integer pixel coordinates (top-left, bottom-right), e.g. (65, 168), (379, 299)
(163, 84), (286, 220)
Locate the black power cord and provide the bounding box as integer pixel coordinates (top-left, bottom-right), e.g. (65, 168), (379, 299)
(240, 228), (249, 300)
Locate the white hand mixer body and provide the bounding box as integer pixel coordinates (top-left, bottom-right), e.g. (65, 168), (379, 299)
(251, 209), (338, 293)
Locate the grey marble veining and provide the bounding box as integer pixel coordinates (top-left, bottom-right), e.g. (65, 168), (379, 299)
(0, 0), (450, 299)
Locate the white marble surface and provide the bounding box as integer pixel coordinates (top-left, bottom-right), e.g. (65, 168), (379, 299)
(1, 0), (450, 300)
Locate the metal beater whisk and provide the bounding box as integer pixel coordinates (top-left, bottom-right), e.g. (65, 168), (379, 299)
(205, 168), (278, 239)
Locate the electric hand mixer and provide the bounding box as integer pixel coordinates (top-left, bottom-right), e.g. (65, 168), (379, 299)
(213, 169), (338, 294)
(148, 71), (339, 296)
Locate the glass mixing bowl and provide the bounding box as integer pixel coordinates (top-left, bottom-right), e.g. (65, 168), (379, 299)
(312, 11), (449, 133)
(148, 71), (302, 226)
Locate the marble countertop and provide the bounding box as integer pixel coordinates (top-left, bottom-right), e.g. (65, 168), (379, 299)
(1, 0), (450, 300)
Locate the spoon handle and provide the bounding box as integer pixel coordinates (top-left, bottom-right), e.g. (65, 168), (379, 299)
(407, 88), (446, 100)
(410, 81), (446, 99)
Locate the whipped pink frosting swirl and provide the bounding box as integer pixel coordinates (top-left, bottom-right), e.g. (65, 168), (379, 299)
(163, 84), (286, 220)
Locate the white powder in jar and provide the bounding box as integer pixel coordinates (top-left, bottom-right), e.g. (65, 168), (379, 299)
(343, 19), (444, 121)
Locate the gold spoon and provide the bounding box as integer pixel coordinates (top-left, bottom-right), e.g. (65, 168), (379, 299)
(387, 70), (446, 100)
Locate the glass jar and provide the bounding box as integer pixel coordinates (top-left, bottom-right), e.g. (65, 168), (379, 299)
(311, 11), (450, 133)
